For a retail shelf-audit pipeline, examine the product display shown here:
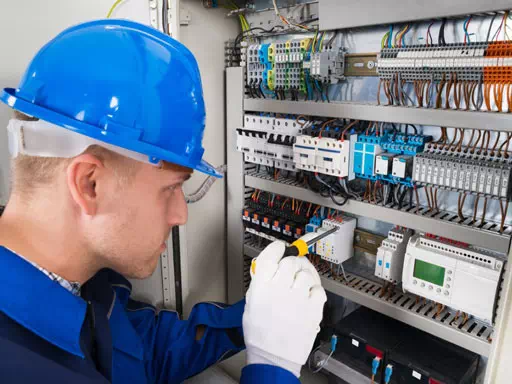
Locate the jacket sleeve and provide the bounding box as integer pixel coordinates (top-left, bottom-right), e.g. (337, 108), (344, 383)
(125, 298), (246, 384)
(240, 364), (301, 384)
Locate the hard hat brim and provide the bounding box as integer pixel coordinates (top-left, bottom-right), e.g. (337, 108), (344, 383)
(1, 88), (223, 178)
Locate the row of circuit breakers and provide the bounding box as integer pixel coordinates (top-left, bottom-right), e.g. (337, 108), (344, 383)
(237, 114), (512, 200)
(243, 193), (504, 324)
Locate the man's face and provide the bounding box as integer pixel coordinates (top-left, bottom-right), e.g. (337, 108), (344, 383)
(88, 161), (191, 279)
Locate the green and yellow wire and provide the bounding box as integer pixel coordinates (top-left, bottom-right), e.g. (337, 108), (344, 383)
(107, 0), (124, 18)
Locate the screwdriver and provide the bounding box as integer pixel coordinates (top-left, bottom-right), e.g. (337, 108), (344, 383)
(283, 226), (339, 257)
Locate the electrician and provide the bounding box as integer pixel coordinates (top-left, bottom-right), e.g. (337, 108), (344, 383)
(0, 20), (326, 383)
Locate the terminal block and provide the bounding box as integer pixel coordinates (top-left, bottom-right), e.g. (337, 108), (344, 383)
(378, 43), (489, 82)
(310, 46), (346, 84)
(413, 151), (512, 200)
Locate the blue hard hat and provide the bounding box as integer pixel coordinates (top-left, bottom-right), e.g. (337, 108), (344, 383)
(0, 19), (221, 177)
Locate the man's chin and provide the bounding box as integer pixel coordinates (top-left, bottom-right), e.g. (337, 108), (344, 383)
(122, 256), (161, 279)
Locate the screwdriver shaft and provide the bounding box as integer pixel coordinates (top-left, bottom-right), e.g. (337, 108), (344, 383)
(306, 226), (339, 246)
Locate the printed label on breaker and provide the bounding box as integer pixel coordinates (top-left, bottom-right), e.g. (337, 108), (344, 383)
(479, 169), (486, 193)
(433, 165), (439, 185)
(427, 164), (433, 184)
(421, 164), (427, 182)
(439, 165), (445, 185)
(494, 172), (501, 197)
(452, 168), (458, 188)
(502, 172), (510, 198)
(412, 371), (422, 380)
(465, 169), (471, 191)
(262, 222), (270, 229)
(446, 168), (451, 186)
(252, 218), (260, 225)
(486, 173), (493, 194)
(351, 339), (360, 347)
(272, 225), (281, 232)
(458, 169), (465, 190)
(414, 163), (421, 180)
(472, 169), (479, 192)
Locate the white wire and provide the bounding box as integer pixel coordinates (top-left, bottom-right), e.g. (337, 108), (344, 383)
(311, 350), (334, 373)
(272, 0), (280, 15)
(339, 262), (349, 282)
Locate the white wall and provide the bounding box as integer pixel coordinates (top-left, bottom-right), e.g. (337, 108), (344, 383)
(0, 0), (150, 204)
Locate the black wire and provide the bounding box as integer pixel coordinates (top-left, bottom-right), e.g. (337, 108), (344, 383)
(162, 0), (169, 35)
(407, 124), (418, 134)
(398, 185), (408, 209)
(234, 26), (285, 49)
(439, 19), (447, 46)
(486, 13), (498, 42)
(326, 32), (338, 48)
(330, 187), (348, 206)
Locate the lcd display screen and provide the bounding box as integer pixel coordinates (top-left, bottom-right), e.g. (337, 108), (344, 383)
(413, 259), (445, 286)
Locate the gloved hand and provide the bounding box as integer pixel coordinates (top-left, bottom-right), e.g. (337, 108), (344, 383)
(242, 240), (327, 378)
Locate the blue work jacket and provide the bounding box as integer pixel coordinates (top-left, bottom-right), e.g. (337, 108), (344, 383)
(0, 246), (299, 383)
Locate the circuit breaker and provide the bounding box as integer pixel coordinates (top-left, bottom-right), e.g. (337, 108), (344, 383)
(375, 228), (413, 284)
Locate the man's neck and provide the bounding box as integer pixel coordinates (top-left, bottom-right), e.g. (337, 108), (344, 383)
(0, 199), (99, 285)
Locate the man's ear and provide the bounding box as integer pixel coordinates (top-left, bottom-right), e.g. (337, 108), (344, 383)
(66, 154), (104, 216)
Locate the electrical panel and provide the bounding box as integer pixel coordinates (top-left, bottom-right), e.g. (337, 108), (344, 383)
(375, 227), (413, 284)
(227, 6), (512, 383)
(402, 235), (503, 323)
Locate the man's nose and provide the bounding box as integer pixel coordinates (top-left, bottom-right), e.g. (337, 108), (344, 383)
(168, 189), (188, 227)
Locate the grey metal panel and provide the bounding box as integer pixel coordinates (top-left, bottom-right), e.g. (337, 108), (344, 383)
(319, 0), (512, 30)
(245, 174), (511, 253)
(244, 99), (512, 132)
(313, 349), (372, 383)
(226, 67), (246, 304)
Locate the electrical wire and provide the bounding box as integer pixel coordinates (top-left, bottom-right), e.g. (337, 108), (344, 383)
(487, 13), (499, 42)
(107, 0), (125, 18)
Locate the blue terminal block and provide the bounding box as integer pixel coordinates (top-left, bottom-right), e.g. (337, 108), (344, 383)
(381, 142), (424, 156)
(259, 44), (270, 65)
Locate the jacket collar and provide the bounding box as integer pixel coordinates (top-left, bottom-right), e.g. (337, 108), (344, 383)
(0, 246), (87, 358)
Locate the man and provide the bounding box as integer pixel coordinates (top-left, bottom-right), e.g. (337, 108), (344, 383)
(0, 19), (326, 383)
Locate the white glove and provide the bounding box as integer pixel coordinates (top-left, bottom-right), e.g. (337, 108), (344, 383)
(243, 240), (327, 378)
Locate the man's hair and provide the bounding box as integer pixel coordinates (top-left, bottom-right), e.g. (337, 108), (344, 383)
(11, 111), (137, 198)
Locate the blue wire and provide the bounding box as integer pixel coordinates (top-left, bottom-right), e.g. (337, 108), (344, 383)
(388, 25), (393, 48)
(315, 80), (325, 101)
(260, 82), (275, 99)
(464, 17), (471, 43)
